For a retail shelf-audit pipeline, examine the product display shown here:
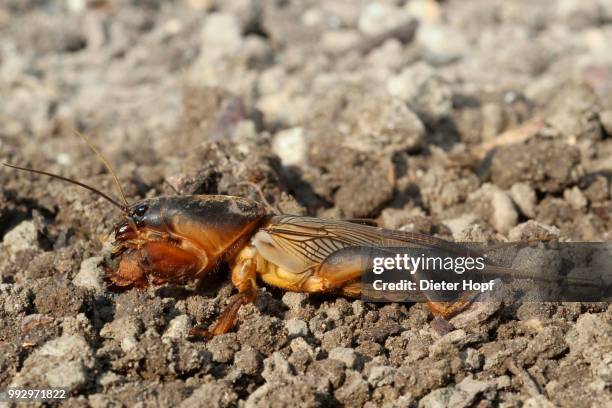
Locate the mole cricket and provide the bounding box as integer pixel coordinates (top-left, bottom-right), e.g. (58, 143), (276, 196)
(3, 134), (513, 339)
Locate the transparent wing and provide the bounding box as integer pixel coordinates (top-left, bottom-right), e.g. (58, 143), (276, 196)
(258, 215), (464, 267)
(255, 216), (608, 301)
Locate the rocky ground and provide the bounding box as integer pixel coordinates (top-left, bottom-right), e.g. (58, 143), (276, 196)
(1, 0), (611, 407)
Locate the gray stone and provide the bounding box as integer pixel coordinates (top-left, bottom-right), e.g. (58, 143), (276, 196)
(180, 380), (238, 408)
(366, 38), (405, 71)
(245, 376), (322, 408)
(489, 187), (519, 234)
(358, 3), (407, 36)
(460, 348), (484, 371)
(419, 386), (454, 408)
(334, 370), (370, 407)
(387, 62), (453, 122)
(61, 313), (95, 340)
(523, 395), (557, 408)
(600, 110), (612, 136)
(2, 221), (38, 254)
(234, 346), (261, 375)
(509, 183), (537, 218)
(285, 319), (308, 338)
(468, 184), (518, 235)
(282, 292), (309, 310)
(346, 96), (425, 154)
(449, 298), (502, 329)
(442, 214), (479, 240)
(328, 347), (359, 369)
(73, 256), (104, 291)
(447, 377), (492, 408)
(98, 371), (122, 388)
(262, 351), (294, 383)
(322, 29), (360, 53)
(201, 13), (243, 58)
(306, 358), (346, 390)
(490, 140), (582, 193)
(10, 334), (94, 392)
(0, 284), (31, 315)
(100, 316), (144, 341)
(367, 365), (395, 387)
(563, 186), (588, 210)
(289, 337), (317, 357)
(565, 313), (612, 381)
(207, 333), (240, 363)
(162, 314), (191, 341)
(508, 221), (560, 242)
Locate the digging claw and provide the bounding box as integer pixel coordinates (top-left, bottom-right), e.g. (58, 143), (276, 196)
(187, 326), (214, 342)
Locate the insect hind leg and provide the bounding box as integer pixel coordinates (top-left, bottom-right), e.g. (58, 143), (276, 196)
(300, 247), (371, 293)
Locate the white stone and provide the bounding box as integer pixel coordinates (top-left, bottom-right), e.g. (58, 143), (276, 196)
(417, 23), (469, 65)
(329, 347), (358, 368)
(262, 352), (293, 383)
(74, 256), (104, 291)
(272, 127), (307, 166)
(358, 3), (407, 36)
(282, 291), (309, 310)
(121, 335), (138, 353)
(489, 187), (519, 234)
(442, 214), (479, 240)
(509, 183), (537, 218)
(11, 334), (94, 392)
(65, 0), (86, 13)
(322, 29), (360, 53)
(201, 13), (242, 58)
(289, 337), (316, 356)
(468, 184), (518, 235)
(163, 314), (191, 340)
(405, 0), (441, 23)
(45, 360), (86, 389)
(368, 365), (395, 386)
(2, 221), (37, 253)
(285, 318), (308, 338)
(563, 186), (587, 210)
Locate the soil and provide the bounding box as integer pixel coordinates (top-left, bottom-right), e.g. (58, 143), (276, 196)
(0, 1), (611, 407)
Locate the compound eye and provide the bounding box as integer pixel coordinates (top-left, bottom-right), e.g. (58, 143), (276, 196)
(134, 204), (148, 217)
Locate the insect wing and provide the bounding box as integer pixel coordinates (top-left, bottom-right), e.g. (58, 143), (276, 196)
(253, 216), (463, 274)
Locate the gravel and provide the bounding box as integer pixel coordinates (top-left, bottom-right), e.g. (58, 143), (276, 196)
(1, 0), (611, 406)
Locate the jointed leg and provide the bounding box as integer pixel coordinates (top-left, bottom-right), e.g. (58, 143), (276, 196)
(340, 281), (362, 297)
(301, 247), (370, 292)
(210, 257), (257, 336)
(189, 249), (258, 340)
(426, 290), (480, 319)
(304, 247), (480, 319)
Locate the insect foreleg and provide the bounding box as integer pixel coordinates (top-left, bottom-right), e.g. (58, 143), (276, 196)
(190, 246), (259, 339)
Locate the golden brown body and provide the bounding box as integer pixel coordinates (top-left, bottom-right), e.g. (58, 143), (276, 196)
(104, 197), (478, 338)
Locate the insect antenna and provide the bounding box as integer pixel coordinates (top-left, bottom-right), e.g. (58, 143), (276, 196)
(72, 128), (130, 208)
(1, 162), (128, 212)
(237, 181), (281, 215)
